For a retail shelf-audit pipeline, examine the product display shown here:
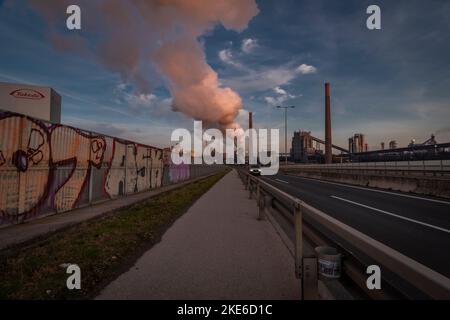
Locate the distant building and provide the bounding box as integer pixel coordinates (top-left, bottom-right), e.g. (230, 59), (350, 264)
(348, 133), (365, 153)
(427, 134), (437, 145)
(389, 140), (397, 149)
(0, 82), (61, 123)
(427, 135), (437, 145)
(291, 130), (313, 162)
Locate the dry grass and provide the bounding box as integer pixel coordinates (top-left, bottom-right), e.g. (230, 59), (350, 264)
(0, 170), (228, 299)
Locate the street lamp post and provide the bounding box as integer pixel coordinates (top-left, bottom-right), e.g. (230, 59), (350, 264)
(276, 105), (295, 165)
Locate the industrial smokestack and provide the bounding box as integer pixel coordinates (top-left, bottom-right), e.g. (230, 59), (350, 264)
(325, 82), (332, 164)
(247, 111), (253, 165)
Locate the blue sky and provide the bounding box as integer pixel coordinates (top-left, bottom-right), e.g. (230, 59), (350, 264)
(1, 0), (449, 150)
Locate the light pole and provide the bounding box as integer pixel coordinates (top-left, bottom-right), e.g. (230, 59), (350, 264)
(276, 105), (295, 165)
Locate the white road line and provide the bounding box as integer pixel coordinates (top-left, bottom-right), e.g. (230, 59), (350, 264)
(284, 175), (450, 205)
(330, 195), (450, 234)
(275, 178), (289, 184)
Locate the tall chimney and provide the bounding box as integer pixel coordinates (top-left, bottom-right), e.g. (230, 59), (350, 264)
(325, 82), (332, 164)
(248, 111), (253, 165)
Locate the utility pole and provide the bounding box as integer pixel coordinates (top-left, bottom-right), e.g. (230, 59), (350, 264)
(276, 105), (295, 165)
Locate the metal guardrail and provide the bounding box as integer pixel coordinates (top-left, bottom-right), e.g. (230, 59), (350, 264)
(237, 169), (450, 300)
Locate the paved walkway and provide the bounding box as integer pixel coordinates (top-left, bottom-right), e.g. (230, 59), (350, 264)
(97, 170), (300, 300)
(0, 174), (216, 251)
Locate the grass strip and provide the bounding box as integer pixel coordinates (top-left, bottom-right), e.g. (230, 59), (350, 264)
(0, 169), (229, 300)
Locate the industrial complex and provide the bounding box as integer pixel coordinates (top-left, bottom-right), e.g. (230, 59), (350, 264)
(287, 83), (450, 163)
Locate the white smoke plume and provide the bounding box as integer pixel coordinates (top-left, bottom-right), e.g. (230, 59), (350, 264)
(26, 0), (259, 129)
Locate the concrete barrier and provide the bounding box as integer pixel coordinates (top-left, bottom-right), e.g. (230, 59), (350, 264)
(282, 167), (450, 199)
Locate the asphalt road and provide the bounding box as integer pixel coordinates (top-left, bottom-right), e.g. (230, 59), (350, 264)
(261, 173), (450, 278)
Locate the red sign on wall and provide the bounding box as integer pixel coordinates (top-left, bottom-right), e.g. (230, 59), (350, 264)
(9, 89), (45, 100)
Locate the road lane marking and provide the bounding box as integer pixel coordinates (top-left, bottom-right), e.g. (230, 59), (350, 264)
(275, 178), (289, 184)
(330, 195), (450, 234)
(284, 175), (450, 205)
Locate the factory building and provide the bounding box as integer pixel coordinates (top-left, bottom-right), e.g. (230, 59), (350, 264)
(0, 82), (61, 123)
(291, 131), (313, 162)
(348, 133), (365, 153)
(389, 140), (397, 149)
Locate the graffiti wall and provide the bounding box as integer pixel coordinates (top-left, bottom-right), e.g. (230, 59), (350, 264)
(104, 140), (163, 197)
(0, 111), (164, 226)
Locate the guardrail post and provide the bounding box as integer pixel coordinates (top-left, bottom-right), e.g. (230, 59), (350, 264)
(263, 195), (272, 215)
(302, 256), (318, 300)
(294, 201), (303, 299)
(257, 183), (264, 220)
(248, 178), (253, 199)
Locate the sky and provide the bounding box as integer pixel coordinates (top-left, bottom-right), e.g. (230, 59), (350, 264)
(0, 0), (449, 151)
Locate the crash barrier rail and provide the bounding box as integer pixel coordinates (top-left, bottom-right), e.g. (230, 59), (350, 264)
(281, 160), (450, 177)
(237, 169), (450, 299)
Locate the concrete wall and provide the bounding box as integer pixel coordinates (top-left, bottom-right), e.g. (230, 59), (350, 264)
(0, 111), (220, 226)
(282, 167), (450, 199)
(285, 160), (450, 171)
